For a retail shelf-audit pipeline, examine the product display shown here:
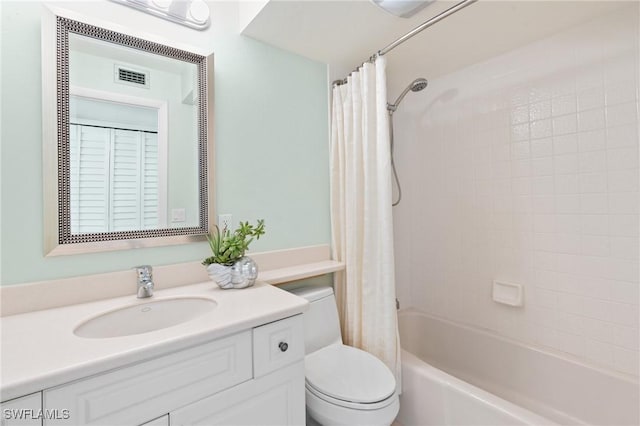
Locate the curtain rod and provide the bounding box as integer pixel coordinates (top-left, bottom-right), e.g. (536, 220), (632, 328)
(332, 0), (478, 87)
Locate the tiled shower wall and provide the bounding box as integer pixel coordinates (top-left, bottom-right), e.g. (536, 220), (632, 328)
(393, 5), (639, 376)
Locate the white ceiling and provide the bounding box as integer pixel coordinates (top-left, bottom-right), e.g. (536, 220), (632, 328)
(240, 0), (631, 92)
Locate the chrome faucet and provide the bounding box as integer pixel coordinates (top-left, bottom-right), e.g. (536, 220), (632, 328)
(135, 265), (154, 298)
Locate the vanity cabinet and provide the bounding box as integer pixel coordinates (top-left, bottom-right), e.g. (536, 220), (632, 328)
(0, 392), (42, 426)
(36, 315), (304, 426)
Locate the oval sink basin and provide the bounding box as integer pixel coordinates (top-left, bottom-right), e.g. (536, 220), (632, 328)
(74, 297), (217, 339)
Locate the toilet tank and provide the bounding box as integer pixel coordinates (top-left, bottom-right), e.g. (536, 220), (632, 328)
(288, 286), (343, 354)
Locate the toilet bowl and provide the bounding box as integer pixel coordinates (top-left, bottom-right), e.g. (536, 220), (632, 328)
(288, 286), (400, 426)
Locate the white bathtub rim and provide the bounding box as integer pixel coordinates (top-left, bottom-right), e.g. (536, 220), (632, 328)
(398, 307), (639, 385)
(401, 349), (557, 425)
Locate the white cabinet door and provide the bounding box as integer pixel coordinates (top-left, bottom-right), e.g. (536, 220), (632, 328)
(1, 393), (42, 426)
(171, 361), (305, 426)
(44, 332), (252, 425)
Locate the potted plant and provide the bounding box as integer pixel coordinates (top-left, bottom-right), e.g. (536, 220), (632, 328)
(203, 219), (265, 289)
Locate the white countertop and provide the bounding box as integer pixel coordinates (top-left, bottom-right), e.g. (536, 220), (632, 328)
(0, 281), (308, 401)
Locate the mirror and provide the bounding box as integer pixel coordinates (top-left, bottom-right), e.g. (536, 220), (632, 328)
(42, 11), (213, 255)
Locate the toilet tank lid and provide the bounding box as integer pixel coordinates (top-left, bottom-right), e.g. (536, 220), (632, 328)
(287, 285), (334, 302)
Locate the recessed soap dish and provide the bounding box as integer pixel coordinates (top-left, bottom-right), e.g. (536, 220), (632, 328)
(492, 281), (523, 307)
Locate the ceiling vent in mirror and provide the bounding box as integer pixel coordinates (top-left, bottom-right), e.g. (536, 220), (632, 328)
(109, 0), (211, 30)
(115, 65), (150, 89)
(371, 0), (434, 18)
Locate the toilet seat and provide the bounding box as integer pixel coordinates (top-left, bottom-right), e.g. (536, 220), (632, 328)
(305, 344), (396, 407)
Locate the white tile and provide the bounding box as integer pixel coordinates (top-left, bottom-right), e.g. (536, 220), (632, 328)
(580, 172), (608, 193)
(606, 124), (638, 149)
(556, 214), (582, 234)
(582, 317), (615, 342)
(512, 177), (532, 195)
(607, 147), (639, 170)
(533, 214), (556, 233)
(578, 151), (607, 173)
(531, 119), (553, 139)
(577, 86), (605, 111)
(533, 268), (559, 290)
(511, 141), (531, 159)
(530, 286), (559, 308)
(553, 115), (577, 136)
(532, 195), (555, 214)
(610, 237), (639, 260)
(511, 159), (532, 177)
(556, 233), (582, 254)
(511, 123), (530, 142)
(582, 235), (610, 256)
(555, 311), (585, 335)
(613, 346), (640, 375)
(532, 157), (554, 176)
(604, 257), (640, 283)
(609, 192), (639, 214)
(532, 176), (554, 195)
(552, 94), (577, 117)
(606, 102), (638, 127)
(533, 250), (557, 271)
(608, 214), (639, 237)
(580, 193), (609, 214)
(581, 214), (609, 235)
(555, 174), (580, 194)
(578, 129), (607, 152)
(530, 100), (552, 121)
(553, 134), (578, 154)
(613, 324), (640, 350)
(585, 339), (615, 366)
(556, 194), (581, 214)
(609, 280), (639, 305)
(492, 143), (511, 162)
(557, 292), (586, 315)
(554, 154), (578, 174)
(578, 108), (606, 132)
(531, 138), (553, 158)
(605, 81), (638, 106)
(529, 305), (556, 327)
(511, 105), (530, 124)
(608, 169), (639, 192)
(557, 330), (586, 356)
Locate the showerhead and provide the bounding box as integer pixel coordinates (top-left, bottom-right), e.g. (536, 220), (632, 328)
(388, 77), (428, 113)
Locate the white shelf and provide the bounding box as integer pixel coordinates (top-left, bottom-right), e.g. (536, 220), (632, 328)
(258, 260), (345, 285)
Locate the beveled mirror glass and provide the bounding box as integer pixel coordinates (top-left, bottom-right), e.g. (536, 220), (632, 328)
(43, 10), (213, 255)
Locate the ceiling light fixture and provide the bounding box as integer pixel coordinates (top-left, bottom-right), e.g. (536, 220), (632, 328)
(371, 0), (434, 18)
(109, 0), (211, 30)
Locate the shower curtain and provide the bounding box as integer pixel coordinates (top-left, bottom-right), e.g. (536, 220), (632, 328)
(330, 56), (401, 390)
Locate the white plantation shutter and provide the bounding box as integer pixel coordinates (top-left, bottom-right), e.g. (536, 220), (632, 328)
(70, 125), (111, 234)
(70, 124), (160, 233)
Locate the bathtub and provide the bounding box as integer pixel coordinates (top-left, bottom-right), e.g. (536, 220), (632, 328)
(397, 309), (639, 426)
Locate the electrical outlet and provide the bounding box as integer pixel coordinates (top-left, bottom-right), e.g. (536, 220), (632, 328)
(218, 214), (232, 232)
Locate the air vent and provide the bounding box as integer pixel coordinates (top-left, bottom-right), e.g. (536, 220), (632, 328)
(114, 64), (150, 89)
(119, 68), (145, 85)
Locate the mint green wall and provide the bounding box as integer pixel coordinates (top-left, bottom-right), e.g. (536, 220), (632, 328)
(0, 1), (330, 285)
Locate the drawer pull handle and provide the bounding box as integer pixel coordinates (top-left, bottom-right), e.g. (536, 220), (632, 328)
(278, 341), (289, 352)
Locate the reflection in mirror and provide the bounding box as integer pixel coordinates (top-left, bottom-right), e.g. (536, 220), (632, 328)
(43, 13), (212, 254)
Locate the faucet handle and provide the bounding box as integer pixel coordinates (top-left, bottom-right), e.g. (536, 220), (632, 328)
(135, 265), (153, 281)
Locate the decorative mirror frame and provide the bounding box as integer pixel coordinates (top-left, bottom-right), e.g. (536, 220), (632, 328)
(42, 6), (214, 256)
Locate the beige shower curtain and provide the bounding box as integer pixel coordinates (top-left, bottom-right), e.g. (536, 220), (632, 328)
(330, 56), (401, 390)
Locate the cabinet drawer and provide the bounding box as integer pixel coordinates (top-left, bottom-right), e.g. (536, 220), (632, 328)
(44, 331), (252, 425)
(253, 315), (304, 378)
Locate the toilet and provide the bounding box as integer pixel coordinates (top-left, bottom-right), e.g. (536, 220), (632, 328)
(288, 286), (400, 426)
